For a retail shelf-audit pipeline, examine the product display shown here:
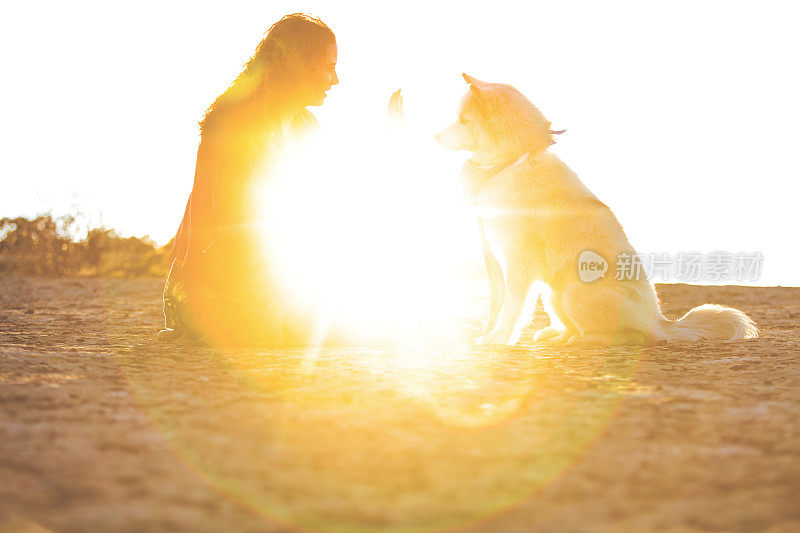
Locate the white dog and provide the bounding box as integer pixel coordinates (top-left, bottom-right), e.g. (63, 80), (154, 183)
(436, 74), (758, 345)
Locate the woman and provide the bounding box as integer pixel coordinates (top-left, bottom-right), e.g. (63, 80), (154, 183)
(159, 13), (339, 346)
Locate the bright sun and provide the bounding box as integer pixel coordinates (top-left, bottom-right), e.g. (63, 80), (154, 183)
(256, 117), (483, 343)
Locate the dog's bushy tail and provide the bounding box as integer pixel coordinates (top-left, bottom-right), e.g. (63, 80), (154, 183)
(657, 304), (758, 341)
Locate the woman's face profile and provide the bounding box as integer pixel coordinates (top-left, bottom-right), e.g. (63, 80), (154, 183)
(301, 42), (338, 107)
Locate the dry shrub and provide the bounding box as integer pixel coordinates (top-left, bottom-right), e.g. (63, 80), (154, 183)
(0, 214), (169, 278)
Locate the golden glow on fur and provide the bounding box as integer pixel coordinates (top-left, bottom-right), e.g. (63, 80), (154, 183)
(438, 75), (758, 345)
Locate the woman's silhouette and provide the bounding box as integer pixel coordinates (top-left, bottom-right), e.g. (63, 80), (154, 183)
(159, 13), (338, 346)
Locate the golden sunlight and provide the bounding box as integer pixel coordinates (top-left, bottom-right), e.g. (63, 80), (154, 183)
(5, 5), (796, 532)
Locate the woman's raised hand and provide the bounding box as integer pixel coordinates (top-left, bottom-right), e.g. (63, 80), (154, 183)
(387, 89), (404, 122)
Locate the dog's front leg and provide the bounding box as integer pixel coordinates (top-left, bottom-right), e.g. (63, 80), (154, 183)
(479, 220), (505, 336)
(480, 263), (533, 345)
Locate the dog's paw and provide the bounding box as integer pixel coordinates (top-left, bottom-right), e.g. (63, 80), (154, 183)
(534, 327), (570, 344)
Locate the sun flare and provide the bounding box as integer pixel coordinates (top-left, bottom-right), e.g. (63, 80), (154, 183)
(256, 116), (483, 343)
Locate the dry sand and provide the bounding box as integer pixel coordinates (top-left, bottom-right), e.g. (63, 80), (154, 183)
(1, 277), (798, 532)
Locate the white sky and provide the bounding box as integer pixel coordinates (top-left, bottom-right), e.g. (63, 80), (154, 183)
(1, 0), (798, 286)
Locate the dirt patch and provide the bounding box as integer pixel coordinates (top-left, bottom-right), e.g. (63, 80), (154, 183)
(1, 278), (798, 532)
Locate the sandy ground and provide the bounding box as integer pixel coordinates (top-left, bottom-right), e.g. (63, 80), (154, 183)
(1, 277), (799, 533)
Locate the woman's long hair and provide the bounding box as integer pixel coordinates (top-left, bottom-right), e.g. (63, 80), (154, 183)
(200, 13), (335, 134)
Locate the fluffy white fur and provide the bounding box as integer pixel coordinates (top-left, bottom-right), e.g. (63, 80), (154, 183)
(436, 74), (758, 345)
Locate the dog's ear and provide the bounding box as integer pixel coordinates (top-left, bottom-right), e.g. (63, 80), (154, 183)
(463, 73), (485, 102)
(462, 73), (488, 88)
